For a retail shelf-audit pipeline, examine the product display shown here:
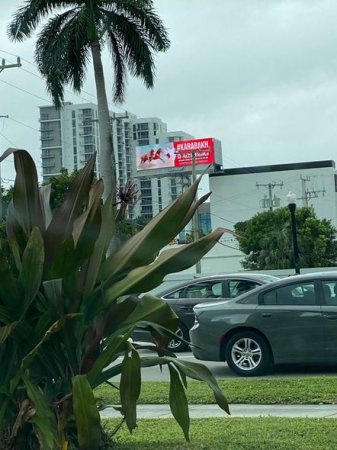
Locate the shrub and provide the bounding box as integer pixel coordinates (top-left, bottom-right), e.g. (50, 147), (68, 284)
(0, 149), (228, 449)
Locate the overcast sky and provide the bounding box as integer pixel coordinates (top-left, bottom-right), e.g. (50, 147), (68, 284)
(1, 0), (337, 184)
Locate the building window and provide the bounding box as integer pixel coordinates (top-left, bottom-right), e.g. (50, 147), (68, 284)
(138, 139), (149, 146)
(137, 123), (148, 131)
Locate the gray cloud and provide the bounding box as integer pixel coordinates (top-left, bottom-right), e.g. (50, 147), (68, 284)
(1, 0), (337, 183)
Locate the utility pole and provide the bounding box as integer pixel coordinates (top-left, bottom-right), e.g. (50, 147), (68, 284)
(299, 175), (326, 206)
(0, 57), (22, 74)
(300, 176), (310, 207)
(0, 57), (22, 219)
(256, 181), (283, 211)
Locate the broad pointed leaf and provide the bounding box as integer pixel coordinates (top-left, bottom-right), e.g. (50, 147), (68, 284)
(0, 253), (21, 317)
(72, 180), (103, 267)
(83, 193), (115, 295)
(168, 364), (190, 441)
(170, 359), (229, 414)
(22, 374), (58, 450)
(0, 322), (17, 344)
(0, 148), (44, 234)
(99, 176), (204, 281)
(87, 334), (127, 385)
(44, 154), (96, 268)
(99, 229), (225, 310)
(72, 374), (101, 450)
(120, 349), (141, 432)
(18, 227), (44, 310)
(39, 183), (52, 228)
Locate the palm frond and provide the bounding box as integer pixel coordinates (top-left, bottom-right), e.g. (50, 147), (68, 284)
(103, 0), (170, 51)
(105, 11), (155, 92)
(35, 9), (90, 107)
(8, 0), (76, 41)
(107, 30), (127, 103)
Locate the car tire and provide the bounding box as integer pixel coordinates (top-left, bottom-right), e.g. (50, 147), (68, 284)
(225, 331), (272, 376)
(167, 323), (190, 352)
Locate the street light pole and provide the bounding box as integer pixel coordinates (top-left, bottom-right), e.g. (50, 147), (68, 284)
(191, 150), (201, 274)
(287, 192), (300, 275)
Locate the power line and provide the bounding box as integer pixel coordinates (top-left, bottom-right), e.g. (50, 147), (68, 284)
(0, 78), (52, 104)
(0, 49), (135, 115)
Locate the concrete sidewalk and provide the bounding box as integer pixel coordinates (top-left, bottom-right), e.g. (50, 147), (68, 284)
(100, 404), (337, 419)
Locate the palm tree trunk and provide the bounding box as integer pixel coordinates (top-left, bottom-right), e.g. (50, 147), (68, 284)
(90, 41), (116, 203)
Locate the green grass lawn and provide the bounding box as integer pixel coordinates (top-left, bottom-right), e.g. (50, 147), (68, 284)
(103, 417), (337, 449)
(95, 376), (337, 406)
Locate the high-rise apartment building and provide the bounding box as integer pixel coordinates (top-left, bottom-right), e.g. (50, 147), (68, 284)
(39, 103), (202, 220)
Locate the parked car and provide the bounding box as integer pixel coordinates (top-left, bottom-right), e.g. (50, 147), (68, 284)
(190, 272), (337, 376)
(134, 273), (279, 351)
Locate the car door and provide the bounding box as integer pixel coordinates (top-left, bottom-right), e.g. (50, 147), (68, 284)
(320, 279), (337, 359)
(250, 280), (325, 363)
(162, 279), (224, 329)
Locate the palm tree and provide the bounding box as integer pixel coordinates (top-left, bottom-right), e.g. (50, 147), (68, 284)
(8, 0), (170, 201)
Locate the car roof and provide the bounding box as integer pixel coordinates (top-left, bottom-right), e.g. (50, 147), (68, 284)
(156, 273), (279, 296)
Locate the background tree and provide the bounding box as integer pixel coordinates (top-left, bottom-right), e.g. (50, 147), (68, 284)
(9, 0), (170, 202)
(43, 168), (79, 210)
(235, 206), (337, 270)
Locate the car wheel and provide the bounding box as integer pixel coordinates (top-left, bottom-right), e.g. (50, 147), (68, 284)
(167, 323), (189, 352)
(225, 331), (272, 376)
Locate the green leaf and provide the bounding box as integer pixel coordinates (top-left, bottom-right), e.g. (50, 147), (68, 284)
(99, 176), (205, 281)
(22, 374), (58, 450)
(0, 148), (44, 235)
(83, 193), (115, 295)
(72, 374), (101, 450)
(120, 349), (141, 432)
(39, 183), (52, 228)
(0, 253), (21, 317)
(121, 295), (177, 329)
(139, 356), (229, 414)
(87, 334), (127, 385)
(44, 154), (96, 269)
(99, 229), (224, 310)
(170, 359), (230, 414)
(168, 364), (190, 441)
(72, 180), (103, 268)
(0, 322), (17, 344)
(5, 202), (24, 271)
(42, 278), (64, 315)
(18, 227), (44, 310)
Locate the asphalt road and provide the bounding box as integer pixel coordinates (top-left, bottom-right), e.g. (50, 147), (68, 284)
(113, 350), (337, 381)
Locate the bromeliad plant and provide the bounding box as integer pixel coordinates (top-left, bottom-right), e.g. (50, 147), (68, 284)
(0, 149), (228, 450)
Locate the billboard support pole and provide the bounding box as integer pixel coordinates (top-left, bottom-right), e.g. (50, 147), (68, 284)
(192, 151), (202, 274)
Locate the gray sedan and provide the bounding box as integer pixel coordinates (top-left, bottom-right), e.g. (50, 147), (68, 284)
(190, 272), (337, 376)
(135, 273), (279, 351)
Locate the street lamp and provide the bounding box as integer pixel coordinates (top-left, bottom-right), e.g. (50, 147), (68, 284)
(286, 192), (300, 275)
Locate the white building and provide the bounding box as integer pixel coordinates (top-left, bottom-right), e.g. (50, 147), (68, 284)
(206, 160), (337, 272)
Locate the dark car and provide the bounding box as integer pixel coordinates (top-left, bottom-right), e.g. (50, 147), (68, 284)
(135, 273), (279, 351)
(190, 272), (337, 376)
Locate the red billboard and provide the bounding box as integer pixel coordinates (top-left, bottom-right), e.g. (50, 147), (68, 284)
(172, 137), (214, 167)
(136, 137), (215, 172)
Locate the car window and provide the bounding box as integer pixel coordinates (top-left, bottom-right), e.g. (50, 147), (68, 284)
(163, 288), (185, 299)
(262, 282), (316, 306)
(164, 281), (223, 299)
(228, 280), (260, 298)
(185, 281), (223, 299)
(322, 281), (337, 306)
